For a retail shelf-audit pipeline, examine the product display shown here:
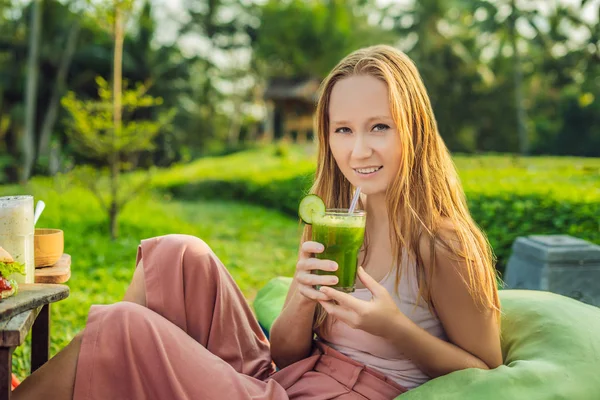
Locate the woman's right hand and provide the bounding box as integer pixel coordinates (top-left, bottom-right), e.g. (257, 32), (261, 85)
(295, 241), (339, 302)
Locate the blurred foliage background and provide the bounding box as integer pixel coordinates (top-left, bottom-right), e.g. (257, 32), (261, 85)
(1, 0), (598, 182)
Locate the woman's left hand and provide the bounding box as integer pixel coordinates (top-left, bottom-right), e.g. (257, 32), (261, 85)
(318, 266), (411, 339)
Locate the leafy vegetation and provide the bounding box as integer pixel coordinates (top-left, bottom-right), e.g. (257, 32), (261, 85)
(1, 0), (599, 185)
(154, 146), (600, 273)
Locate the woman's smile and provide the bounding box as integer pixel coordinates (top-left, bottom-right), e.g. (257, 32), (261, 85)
(353, 166), (383, 177)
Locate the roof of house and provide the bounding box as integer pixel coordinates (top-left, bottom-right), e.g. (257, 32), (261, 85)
(264, 77), (321, 102)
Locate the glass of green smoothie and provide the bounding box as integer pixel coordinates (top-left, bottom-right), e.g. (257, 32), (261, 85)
(311, 209), (366, 293)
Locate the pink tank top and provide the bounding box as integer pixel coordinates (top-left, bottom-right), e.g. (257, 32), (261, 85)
(319, 255), (448, 389)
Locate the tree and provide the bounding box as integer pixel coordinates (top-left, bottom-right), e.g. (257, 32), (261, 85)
(508, 0), (529, 155)
(21, 0), (42, 182)
(252, 0), (392, 79)
(1, 0), (31, 182)
(37, 18), (81, 174)
(61, 76), (173, 239)
(461, 0), (542, 155)
(0, 0), (109, 181)
(521, 0), (599, 156)
(60, 0), (175, 239)
(386, 0), (499, 152)
(177, 0), (259, 151)
(126, 0), (196, 165)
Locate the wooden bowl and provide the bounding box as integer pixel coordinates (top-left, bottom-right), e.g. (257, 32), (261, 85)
(34, 229), (64, 268)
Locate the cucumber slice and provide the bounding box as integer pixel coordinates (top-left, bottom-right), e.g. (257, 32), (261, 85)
(298, 194), (325, 224)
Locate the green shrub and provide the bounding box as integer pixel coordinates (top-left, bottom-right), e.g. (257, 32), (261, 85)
(467, 194), (598, 275)
(158, 147), (600, 275)
(273, 140), (292, 158)
(168, 174), (313, 216)
(165, 177), (599, 274)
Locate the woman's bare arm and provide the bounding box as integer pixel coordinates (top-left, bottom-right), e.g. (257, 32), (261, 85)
(270, 241), (337, 369)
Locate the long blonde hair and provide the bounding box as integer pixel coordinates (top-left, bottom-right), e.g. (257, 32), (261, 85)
(305, 44), (500, 331)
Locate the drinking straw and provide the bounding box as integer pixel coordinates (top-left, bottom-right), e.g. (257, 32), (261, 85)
(348, 187), (361, 214)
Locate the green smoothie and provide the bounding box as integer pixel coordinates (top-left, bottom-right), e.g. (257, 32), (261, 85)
(311, 209), (366, 293)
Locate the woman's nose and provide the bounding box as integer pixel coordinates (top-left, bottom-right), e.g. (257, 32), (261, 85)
(351, 136), (372, 159)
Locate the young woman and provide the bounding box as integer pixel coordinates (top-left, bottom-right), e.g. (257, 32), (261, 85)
(13, 45), (502, 400)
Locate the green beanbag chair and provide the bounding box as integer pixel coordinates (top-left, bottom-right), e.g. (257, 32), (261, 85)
(253, 277), (600, 400)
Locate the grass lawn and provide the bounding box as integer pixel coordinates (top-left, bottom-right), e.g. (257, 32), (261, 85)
(3, 183), (301, 379)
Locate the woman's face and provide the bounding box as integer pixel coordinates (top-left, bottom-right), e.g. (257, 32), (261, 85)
(328, 75), (402, 197)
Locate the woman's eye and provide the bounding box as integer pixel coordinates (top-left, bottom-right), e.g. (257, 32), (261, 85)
(372, 123), (390, 132)
(334, 127), (352, 134)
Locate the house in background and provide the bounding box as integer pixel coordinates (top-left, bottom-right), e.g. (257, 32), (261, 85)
(263, 77), (321, 142)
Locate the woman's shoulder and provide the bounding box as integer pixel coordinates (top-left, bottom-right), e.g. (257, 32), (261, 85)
(417, 218), (462, 261)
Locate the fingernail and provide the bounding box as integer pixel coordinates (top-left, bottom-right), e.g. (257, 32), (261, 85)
(331, 263), (338, 270)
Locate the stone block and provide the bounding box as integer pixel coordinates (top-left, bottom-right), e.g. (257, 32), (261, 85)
(504, 235), (600, 306)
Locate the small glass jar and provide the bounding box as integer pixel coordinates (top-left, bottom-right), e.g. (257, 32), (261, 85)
(0, 195), (35, 283)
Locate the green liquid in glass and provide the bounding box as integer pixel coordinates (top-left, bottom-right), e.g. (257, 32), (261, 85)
(312, 210), (366, 293)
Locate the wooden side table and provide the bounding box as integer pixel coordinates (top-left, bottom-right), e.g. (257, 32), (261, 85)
(0, 284), (69, 400)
